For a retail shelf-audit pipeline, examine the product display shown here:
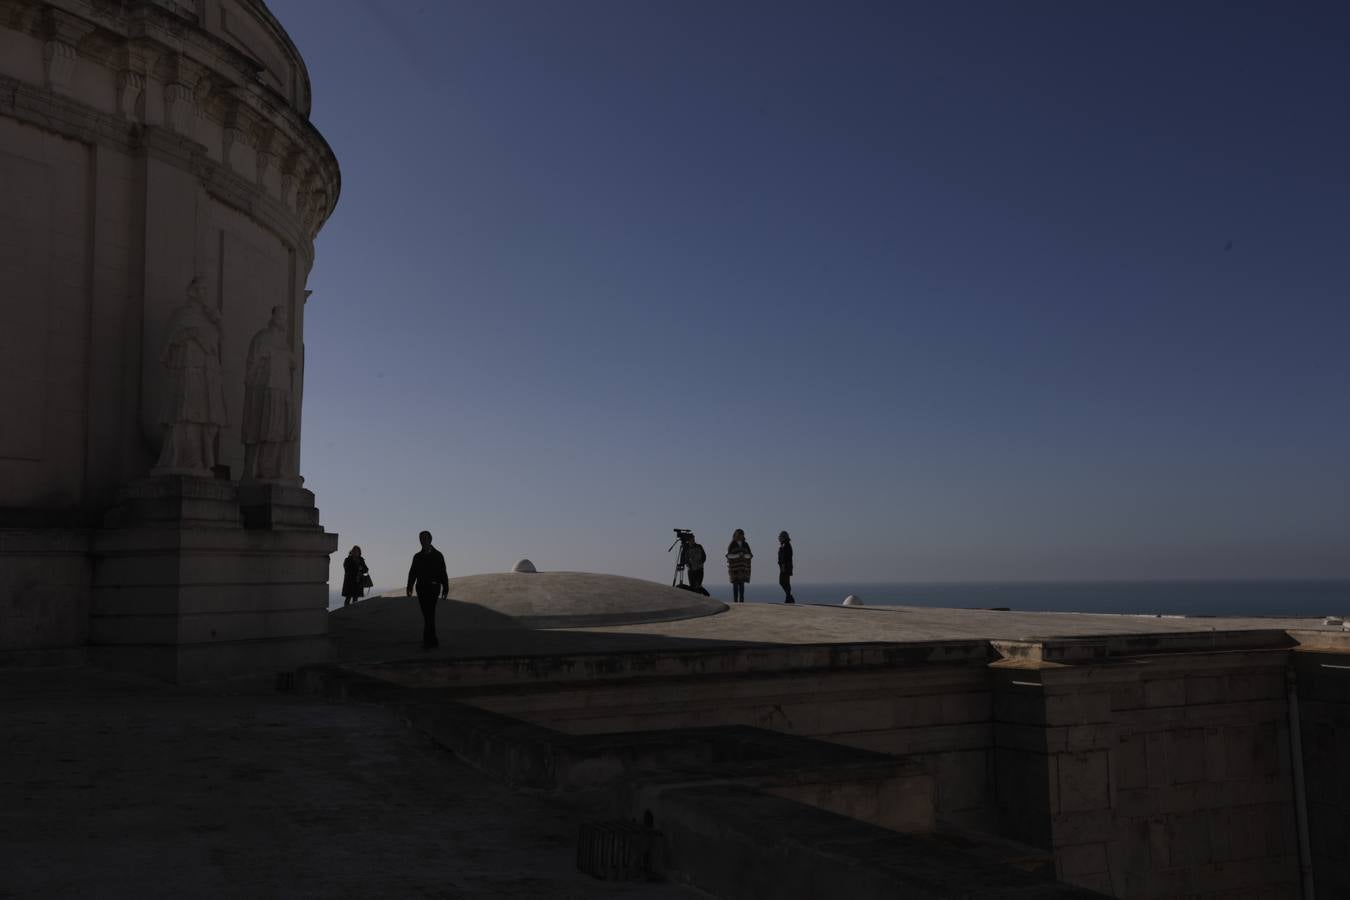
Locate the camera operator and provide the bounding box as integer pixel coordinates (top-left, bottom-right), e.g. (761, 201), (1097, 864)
(681, 531), (709, 596)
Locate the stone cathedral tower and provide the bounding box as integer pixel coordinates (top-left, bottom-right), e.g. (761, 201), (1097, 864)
(0, 0), (341, 680)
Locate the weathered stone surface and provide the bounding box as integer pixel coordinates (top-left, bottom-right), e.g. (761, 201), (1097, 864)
(0, 528), (91, 651)
(0, 0), (341, 676)
(0, 668), (696, 899)
(325, 605), (1347, 900)
(354, 571), (725, 631)
(90, 476), (336, 682)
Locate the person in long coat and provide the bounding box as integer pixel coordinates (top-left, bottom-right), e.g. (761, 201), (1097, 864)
(341, 545), (370, 607)
(726, 529), (753, 603)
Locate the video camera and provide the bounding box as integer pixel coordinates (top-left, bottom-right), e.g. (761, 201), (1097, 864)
(668, 529), (693, 582)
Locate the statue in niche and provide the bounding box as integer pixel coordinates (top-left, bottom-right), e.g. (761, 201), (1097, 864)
(241, 305), (299, 482)
(152, 277), (229, 476)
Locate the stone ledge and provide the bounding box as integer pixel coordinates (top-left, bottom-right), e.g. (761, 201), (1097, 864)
(0, 645), (88, 669)
(0, 526), (93, 552)
(93, 527), (337, 554)
(296, 666), (925, 794)
(95, 634), (331, 683)
(348, 640), (995, 690)
(992, 630), (1296, 666)
(0, 0), (339, 214)
(1, 73), (319, 258)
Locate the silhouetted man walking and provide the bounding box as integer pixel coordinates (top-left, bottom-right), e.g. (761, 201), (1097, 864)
(778, 531), (795, 604)
(406, 530), (449, 649)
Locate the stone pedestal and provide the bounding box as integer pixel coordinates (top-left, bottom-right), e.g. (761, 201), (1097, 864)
(238, 482), (320, 530)
(90, 476), (336, 683)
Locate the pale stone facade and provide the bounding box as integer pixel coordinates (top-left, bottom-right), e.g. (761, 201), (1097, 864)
(0, 0), (340, 680)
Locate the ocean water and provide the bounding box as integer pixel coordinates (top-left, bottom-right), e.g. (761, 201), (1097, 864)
(730, 579), (1350, 617)
(330, 579), (1350, 618)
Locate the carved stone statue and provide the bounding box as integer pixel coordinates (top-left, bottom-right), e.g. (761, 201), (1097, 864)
(241, 305), (298, 482)
(152, 277), (229, 476)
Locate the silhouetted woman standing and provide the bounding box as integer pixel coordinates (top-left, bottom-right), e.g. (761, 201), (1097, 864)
(341, 545), (370, 608)
(726, 529), (753, 603)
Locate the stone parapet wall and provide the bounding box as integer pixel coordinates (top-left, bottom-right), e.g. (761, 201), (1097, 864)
(1289, 642), (1350, 900)
(371, 632), (1350, 899)
(995, 649), (1301, 898)
(297, 665), (1105, 899)
(461, 661), (1000, 830)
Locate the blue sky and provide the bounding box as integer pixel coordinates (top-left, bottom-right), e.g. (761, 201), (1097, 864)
(268, 0), (1350, 589)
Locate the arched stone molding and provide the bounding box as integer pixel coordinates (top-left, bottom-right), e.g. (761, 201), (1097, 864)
(0, 1), (340, 233)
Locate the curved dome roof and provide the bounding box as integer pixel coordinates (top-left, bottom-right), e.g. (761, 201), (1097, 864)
(338, 571), (725, 629)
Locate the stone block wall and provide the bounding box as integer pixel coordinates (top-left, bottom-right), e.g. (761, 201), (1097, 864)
(995, 651), (1301, 899)
(88, 477), (335, 682)
(0, 528), (90, 652)
(444, 633), (1350, 899)
(464, 657), (1000, 829)
(0, 117), (94, 510)
(1292, 645), (1350, 900)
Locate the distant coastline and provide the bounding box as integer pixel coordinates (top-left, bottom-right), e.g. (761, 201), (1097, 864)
(732, 578), (1350, 617)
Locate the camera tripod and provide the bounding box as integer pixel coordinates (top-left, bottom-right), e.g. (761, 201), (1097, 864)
(669, 534), (689, 587)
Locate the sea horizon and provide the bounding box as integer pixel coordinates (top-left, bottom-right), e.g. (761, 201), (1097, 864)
(330, 576), (1350, 618)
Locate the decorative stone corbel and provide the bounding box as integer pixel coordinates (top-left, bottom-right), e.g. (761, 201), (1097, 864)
(250, 123), (275, 188)
(222, 125), (247, 170)
(158, 53), (210, 139)
(311, 189), (329, 224)
(117, 70), (145, 120)
(41, 8), (95, 95)
(43, 40), (79, 93)
(115, 38), (158, 121)
(300, 183), (326, 231)
(192, 71), (217, 115)
(163, 82), (195, 134)
(298, 189), (315, 230)
(284, 160), (310, 214)
(279, 171), (297, 209)
(255, 151), (272, 189)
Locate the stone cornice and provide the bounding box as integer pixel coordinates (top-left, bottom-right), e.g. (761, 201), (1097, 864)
(0, 71), (317, 263)
(232, 0), (316, 117)
(1, 0), (340, 233)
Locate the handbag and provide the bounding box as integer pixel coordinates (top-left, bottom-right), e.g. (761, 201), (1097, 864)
(359, 573), (373, 589)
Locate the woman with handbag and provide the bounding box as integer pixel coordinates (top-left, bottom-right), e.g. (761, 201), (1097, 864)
(725, 529), (753, 603)
(341, 545), (372, 607)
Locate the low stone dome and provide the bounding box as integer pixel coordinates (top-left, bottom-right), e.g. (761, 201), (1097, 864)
(842, 595), (863, 607)
(346, 571), (725, 629)
(512, 559), (537, 573)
